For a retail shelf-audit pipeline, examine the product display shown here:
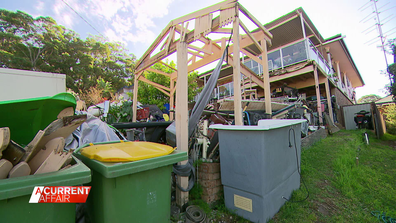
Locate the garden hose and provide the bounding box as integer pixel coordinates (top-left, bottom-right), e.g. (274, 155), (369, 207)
(185, 205), (207, 223)
(173, 159), (195, 192)
(371, 211), (396, 223)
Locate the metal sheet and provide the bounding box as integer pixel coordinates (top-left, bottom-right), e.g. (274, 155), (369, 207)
(342, 104), (371, 130)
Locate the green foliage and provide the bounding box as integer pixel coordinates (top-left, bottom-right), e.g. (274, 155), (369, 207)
(189, 182), (203, 201)
(357, 94), (381, 104)
(137, 61), (202, 109)
(268, 130), (396, 223)
(387, 38), (396, 97)
(0, 9), (135, 94)
(190, 199), (212, 215)
(106, 101), (133, 124)
(383, 104), (396, 134)
(96, 78), (114, 99)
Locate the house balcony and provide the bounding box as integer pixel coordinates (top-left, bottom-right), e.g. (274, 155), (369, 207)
(197, 39), (355, 102)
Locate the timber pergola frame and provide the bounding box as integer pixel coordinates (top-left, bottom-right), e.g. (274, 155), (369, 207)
(132, 0), (273, 206)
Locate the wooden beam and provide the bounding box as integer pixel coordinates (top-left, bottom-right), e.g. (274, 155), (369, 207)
(148, 83), (171, 96)
(188, 55), (194, 64)
(232, 11), (243, 125)
(261, 39), (271, 115)
(324, 78), (334, 124)
(270, 66), (314, 82)
(299, 11), (323, 45)
(187, 50), (204, 58)
(188, 51), (223, 73)
(138, 76), (171, 92)
(146, 68), (171, 77)
(187, 45), (212, 55)
(238, 3), (273, 41)
(160, 61), (177, 71)
(136, 23), (172, 69)
(136, 7), (267, 74)
(241, 48), (261, 64)
(170, 79), (175, 121)
(136, 16), (222, 73)
(172, 0), (236, 25)
(171, 71), (178, 80)
(165, 26), (175, 52)
(228, 57), (264, 88)
(314, 65), (323, 125)
(211, 28), (233, 34)
(176, 41), (189, 207)
(132, 72), (140, 122)
(239, 19), (262, 53)
(286, 76), (326, 89)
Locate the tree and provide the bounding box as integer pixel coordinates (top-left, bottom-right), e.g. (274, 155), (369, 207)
(0, 9), (136, 94)
(137, 61), (202, 109)
(388, 38), (396, 98)
(357, 94), (382, 104)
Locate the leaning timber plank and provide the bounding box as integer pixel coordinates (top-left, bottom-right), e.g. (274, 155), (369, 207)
(8, 162), (30, 178)
(0, 127), (10, 158)
(0, 159), (13, 179)
(28, 137), (65, 174)
(34, 150), (73, 175)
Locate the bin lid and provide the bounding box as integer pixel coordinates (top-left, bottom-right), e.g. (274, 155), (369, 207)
(210, 119), (307, 131)
(0, 93), (76, 145)
(74, 142), (187, 178)
(79, 141), (176, 162)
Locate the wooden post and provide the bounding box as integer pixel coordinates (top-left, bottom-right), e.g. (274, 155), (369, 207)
(325, 47), (332, 70)
(176, 41), (189, 207)
(261, 39), (272, 115)
(132, 73), (139, 122)
(324, 78), (334, 124)
(233, 8), (243, 125)
(203, 120), (208, 159)
(170, 79), (175, 121)
(343, 72), (348, 88)
(335, 61), (341, 83)
(314, 65), (323, 125)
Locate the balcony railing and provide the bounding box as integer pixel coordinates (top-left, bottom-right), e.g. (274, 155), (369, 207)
(214, 82), (234, 99)
(243, 39), (336, 76)
(205, 39), (354, 100)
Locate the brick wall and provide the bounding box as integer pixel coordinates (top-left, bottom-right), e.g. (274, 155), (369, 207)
(198, 162), (222, 204)
(331, 87), (353, 127)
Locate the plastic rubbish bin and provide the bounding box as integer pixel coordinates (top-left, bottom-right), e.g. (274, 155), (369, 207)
(210, 119), (306, 223)
(0, 156), (91, 223)
(74, 141), (188, 223)
(0, 93), (76, 145)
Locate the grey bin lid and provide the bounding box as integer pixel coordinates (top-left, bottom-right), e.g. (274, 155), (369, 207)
(210, 119), (307, 131)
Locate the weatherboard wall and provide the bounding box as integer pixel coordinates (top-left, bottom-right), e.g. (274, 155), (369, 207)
(0, 68), (66, 101)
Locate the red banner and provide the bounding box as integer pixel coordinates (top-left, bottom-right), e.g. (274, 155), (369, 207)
(29, 186), (91, 203)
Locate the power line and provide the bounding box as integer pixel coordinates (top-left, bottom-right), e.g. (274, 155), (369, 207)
(359, 1), (372, 11)
(61, 0), (107, 40)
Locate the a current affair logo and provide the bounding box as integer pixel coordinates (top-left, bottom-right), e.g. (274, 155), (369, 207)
(29, 186), (91, 203)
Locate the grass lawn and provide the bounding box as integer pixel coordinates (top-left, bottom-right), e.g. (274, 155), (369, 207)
(189, 130), (396, 223)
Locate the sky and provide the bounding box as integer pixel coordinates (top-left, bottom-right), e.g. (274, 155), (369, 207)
(1, 0), (395, 100)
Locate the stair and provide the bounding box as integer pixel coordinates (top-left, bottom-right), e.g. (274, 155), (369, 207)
(241, 76), (257, 100)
